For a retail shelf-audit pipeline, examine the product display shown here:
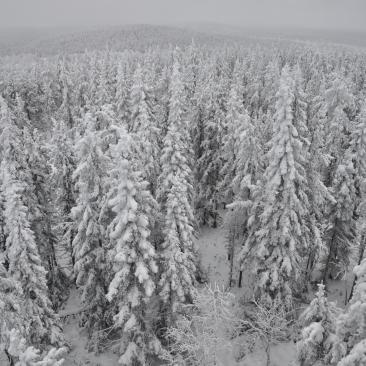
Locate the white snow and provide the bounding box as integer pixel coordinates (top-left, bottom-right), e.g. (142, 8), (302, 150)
(61, 288), (119, 366)
(196, 220), (297, 366)
(197, 224), (229, 287)
(240, 341), (297, 366)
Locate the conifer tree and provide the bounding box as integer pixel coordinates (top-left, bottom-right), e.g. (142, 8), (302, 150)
(129, 64), (150, 133)
(239, 65), (309, 305)
(330, 259), (366, 366)
(49, 120), (76, 270)
(0, 96), (62, 347)
(324, 72), (354, 189)
(0, 97), (36, 213)
(57, 59), (74, 128)
(292, 65), (308, 142)
(1, 262), (65, 365)
(348, 103), (366, 300)
(115, 60), (131, 125)
(231, 107), (258, 205)
(158, 59), (197, 323)
(304, 94), (334, 279)
(194, 65), (225, 226)
(297, 284), (340, 366)
(0, 254), (27, 362)
(2, 163), (61, 347)
(71, 112), (111, 349)
(106, 127), (161, 365)
(129, 63), (160, 194)
(221, 61), (245, 203)
(95, 50), (114, 107)
(24, 128), (68, 309)
(262, 60), (280, 115)
(322, 150), (357, 282)
(225, 94), (259, 287)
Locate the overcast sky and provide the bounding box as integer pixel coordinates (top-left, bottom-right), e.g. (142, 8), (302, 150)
(1, 0), (365, 31)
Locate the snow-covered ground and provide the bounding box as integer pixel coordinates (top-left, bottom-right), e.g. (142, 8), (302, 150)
(0, 350), (7, 365)
(197, 219), (297, 366)
(198, 224), (229, 287)
(61, 289), (119, 366)
(240, 341), (297, 366)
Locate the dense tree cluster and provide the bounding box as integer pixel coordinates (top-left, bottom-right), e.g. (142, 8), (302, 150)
(0, 37), (366, 365)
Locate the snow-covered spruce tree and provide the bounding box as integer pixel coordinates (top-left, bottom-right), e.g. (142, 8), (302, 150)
(303, 93), (334, 280)
(230, 108), (258, 199)
(239, 65), (309, 305)
(115, 60), (131, 125)
(95, 50), (114, 108)
(291, 64), (308, 141)
(129, 63), (150, 133)
(10, 97), (60, 289)
(226, 103), (260, 287)
(0, 260), (66, 366)
(329, 259), (366, 366)
(24, 127), (68, 309)
(350, 103), (366, 205)
(158, 59), (197, 325)
(154, 64), (171, 152)
(322, 150), (357, 282)
(95, 104), (120, 154)
(324, 72), (355, 190)
(0, 252), (27, 362)
(1, 169), (62, 348)
(297, 284), (340, 366)
(106, 127), (161, 366)
(57, 59), (75, 129)
(0, 97), (36, 217)
(0, 96), (62, 348)
(220, 60), (246, 203)
(261, 60), (280, 116)
(71, 111), (111, 350)
(326, 106), (351, 173)
(129, 63), (160, 195)
(182, 39), (200, 103)
(194, 65), (225, 226)
(221, 66), (261, 286)
(13, 93), (31, 130)
(5, 329), (66, 366)
(348, 103), (366, 300)
(189, 65), (207, 226)
(324, 72), (354, 125)
(49, 119), (76, 271)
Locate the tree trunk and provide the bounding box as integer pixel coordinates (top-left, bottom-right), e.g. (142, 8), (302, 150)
(265, 339), (271, 366)
(322, 220), (338, 284)
(69, 228), (75, 267)
(305, 245), (316, 283)
(238, 270), (243, 288)
(228, 232), (235, 287)
(348, 234), (366, 303)
(5, 349), (14, 366)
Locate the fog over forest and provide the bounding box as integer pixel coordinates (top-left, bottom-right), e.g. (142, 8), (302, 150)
(1, 0), (366, 31)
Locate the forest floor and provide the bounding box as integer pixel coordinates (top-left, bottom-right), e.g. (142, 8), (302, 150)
(61, 290), (119, 366)
(196, 212), (353, 366)
(197, 221), (297, 366)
